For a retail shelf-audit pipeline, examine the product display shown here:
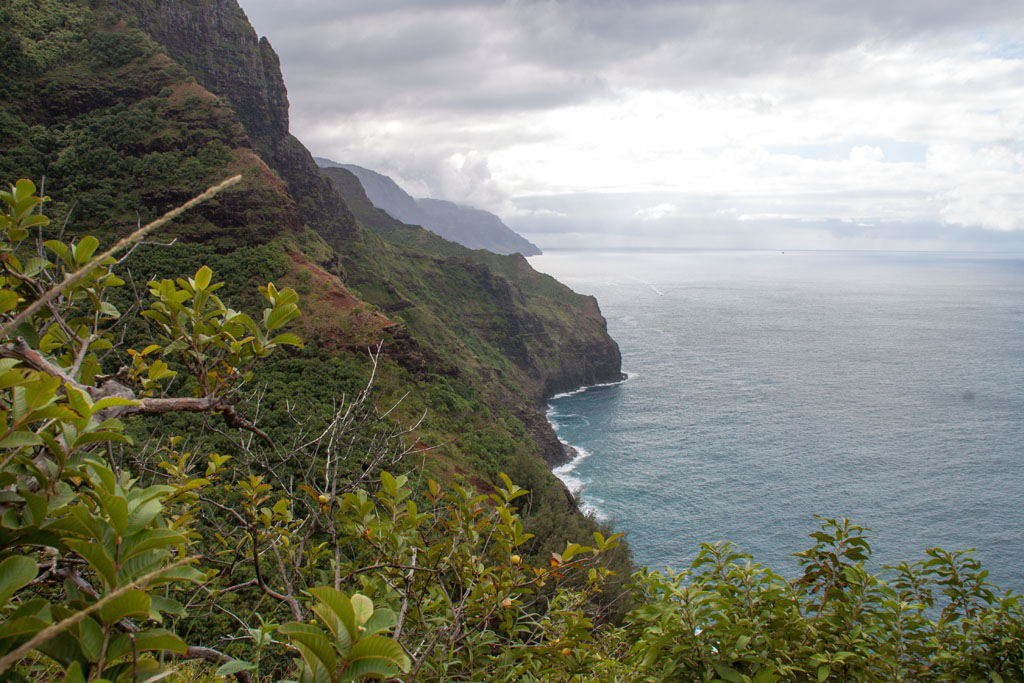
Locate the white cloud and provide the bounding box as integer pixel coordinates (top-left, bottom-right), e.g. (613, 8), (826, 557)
(634, 203), (680, 220)
(240, 0), (1024, 246)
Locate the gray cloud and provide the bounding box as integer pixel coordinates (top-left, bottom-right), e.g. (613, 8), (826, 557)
(237, 0), (1024, 246)
(243, 0), (1024, 116)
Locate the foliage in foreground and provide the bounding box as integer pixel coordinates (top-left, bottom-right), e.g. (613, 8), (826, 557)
(0, 179), (1020, 682)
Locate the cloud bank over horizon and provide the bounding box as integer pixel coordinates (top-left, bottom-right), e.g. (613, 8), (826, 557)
(239, 0), (1024, 251)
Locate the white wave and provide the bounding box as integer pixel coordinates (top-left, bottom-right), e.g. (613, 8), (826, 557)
(548, 375), (631, 401)
(552, 446), (592, 494)
(580, 500), (609, 521)
(553, 447), (608, 520)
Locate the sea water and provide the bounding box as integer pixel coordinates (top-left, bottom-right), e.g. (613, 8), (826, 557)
(528, 250), (1024, 591)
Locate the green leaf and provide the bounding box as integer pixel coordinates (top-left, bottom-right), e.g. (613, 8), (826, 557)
(341, 636), (410, 680)
(0, 290), (19, 314)
(0, 615), (48, 641)
(98, 589), (150, 625)
(98, 301), (120, 319)
(361, 607), (396, 637)
(351, 593), (374, 627)
(120, 528), (187, 562)
(125, 497), (164, 536)
(149, 594), (185, 621)
(62, 661), (87, 683)
(264, 302), (299, 331)
(90, 396), (141, 412)
(77, 616), (104, 662)
(105, 628), (187, 661)
(0, 555), (38, 606)
(73, 236), (99, 265)
(216, 660), (257, 676)
(65, 539), (117, 588)
(101, 493), (129, 537)
(269, 332), (303, 347)
(193, 265), (213, 291)
(0, 430), (43, 449)
(279, 622), (337, 674)
(308, 587), (357, 641)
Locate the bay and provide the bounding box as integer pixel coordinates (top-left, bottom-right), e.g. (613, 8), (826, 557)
(529, 249), (1024, 591)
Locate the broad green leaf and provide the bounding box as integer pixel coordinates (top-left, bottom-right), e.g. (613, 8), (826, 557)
(105, 628), (187, 661)
(216, 660), (257, 676)
(712, 662), (744, 683)
(362, 607), (396, 637)
(0, 290), (19, 313)
(308, 587), (357, 641)
(269, 332), (303, 347)
(90, 396), (141, 412)
(65, 539), (117, 587)
(43, 240), (68, 259)
(0, 615), (48, 641)
(98, 590), (150, 625)
(149, 594), (185, 622)
(0, 555), (38, 606)
(279, 622), (337, 674)
(264, 302), (299, 331)
(124, 497), (163, 537)
(341, 636), (410, 681)
(62, 661), (87, 683)
(351, 593), (374, 627)
(311, 602), (349, 652)
(193, 265), (213, 291)
(119, 528), (187, 562)
(77, 615), (104, 662)
(73, 236), (99, 265)
(22, 257), (51, 278)
(98, 301), (120, 319)
(0, 430), (43, 449)
(100, 493), (129, 537)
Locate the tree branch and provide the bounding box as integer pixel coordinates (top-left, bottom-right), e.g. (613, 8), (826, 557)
(0, 339), (272, 444)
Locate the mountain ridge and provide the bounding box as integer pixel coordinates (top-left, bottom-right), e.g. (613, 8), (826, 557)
(316, 158), (541, 256)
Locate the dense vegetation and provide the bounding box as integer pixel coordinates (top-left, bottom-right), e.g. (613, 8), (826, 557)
(1, 181), (1021, 681)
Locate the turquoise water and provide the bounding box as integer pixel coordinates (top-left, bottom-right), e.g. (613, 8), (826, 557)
(528, 250), (1024, 591)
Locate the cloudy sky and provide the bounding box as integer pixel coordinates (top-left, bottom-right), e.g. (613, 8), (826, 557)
(240, 0), (1024, 251)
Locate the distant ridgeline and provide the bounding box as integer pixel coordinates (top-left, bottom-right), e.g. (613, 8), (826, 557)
(0, 0), (626, 569)
(315, 158), (542, 256)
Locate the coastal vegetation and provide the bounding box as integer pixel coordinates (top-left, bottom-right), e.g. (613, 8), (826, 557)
(1, 181), (1021, 682)
(0, 0), (1021, 679)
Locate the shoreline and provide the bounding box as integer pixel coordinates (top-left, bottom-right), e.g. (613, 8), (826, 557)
(545, 373), (631, 519)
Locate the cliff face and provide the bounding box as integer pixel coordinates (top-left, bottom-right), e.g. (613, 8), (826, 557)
(112, 0), (359, 245)
(322, 167), (624, 406)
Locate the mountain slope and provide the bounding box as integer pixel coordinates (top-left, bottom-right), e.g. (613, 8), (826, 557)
(318, 159), (541, 256)
(1, 0), (626, 532)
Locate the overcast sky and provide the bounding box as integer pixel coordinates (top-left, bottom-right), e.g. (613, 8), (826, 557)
(239, 0), (1024, 251)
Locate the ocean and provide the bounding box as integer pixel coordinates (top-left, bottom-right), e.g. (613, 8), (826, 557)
(527, 249), (1024, 592)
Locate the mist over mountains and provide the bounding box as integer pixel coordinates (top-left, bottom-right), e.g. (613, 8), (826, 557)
(316, 158), (541, 256)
